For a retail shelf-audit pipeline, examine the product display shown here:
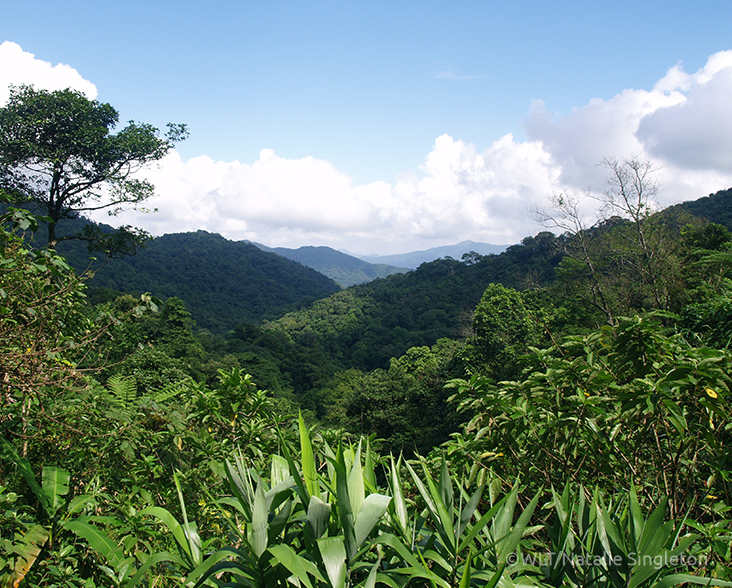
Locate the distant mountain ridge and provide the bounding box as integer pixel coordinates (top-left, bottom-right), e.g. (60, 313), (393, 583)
(357, 240), (508, 269)
(249, 243), (408, 287)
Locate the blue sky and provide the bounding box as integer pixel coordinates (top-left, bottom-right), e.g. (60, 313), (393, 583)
(2, 1), (732, 254)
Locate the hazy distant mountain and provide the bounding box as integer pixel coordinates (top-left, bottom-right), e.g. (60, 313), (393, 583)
(250, 244), (408, 287)
(357, 240), (508, 269)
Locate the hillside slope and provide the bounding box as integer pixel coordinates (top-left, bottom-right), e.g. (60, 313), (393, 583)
(674, 187), (732, 229)
(59, 230), (342, 331)
(266, 232), (560, 370)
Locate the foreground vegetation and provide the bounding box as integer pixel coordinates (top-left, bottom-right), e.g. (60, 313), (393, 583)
(1, 86), (731, 586)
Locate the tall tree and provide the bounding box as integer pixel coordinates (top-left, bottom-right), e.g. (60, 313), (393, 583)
(535, 157), (691, 321)
(0, 84), (187, 252)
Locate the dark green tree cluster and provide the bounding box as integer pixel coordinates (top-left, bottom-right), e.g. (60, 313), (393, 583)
(324, 339), (464, 456)
(60, 230), (343, 332)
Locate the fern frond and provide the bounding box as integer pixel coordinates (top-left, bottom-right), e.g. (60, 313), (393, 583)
(106, 374), (137, 409)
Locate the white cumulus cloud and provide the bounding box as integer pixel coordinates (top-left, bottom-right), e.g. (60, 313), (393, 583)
(637, 51), (732, 172)
(108, 134), (564, 253)
(0, 41), (97, 104)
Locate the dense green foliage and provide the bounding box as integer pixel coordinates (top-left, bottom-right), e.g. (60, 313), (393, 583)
(676, 188), (732, 232)
(61, 230), (343, 332)
(2, 108), (732, 587)
(267, 232), (562, 372)
(324, 339), (464, 456)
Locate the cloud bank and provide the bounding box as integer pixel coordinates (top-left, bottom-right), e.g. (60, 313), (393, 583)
(2, 41), (732, 254)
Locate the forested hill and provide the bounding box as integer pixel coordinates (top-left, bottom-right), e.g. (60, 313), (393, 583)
(674, 187), (732, 229)
(252, 243), (408, 286)
(59, 230), (342, 332)
(265, 232), (561, 371)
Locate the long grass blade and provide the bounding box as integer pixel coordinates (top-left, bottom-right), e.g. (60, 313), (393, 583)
(299, 411), (318, 499)
(63, 520), (124, 568)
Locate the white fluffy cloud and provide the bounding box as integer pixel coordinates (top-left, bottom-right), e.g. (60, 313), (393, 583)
(2, 42), (732, 254)
(637, 51), (732, 172)
(521, 51), (732, 209)
(105, 135), (562, 254)
(0, 41), (97, 103)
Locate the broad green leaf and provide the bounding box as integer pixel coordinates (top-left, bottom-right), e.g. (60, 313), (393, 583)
(629, 528), (677, 588)
(307, 495), (332, 540)
(405, 460), (437, 515)
(64, 494), (95, 518)
(266, 475), (296, 510)
(354, 493), (391, 550)
(138, 506), (193, 564)
(269, 498), (293, 543)
(458, 550), (472, 588)
(348, 441), (365, 519)
(637, 498), (669, 557)
(64, 520), (124, 568)
(483, 562), (508, 588)
(0, 438), (51, 514)
(388, 455), (409, 536)
(653, 572), (732, 588)
(224, 454), (254, 520)
(173, 470), (202, 566)
(422, 549), (452, 573)
(438, 455), (453, 512)
(279, 423), (311, 508)
(183, 520), (202, 569)
(497, 488), (541, 563)
(628, 484), (643, 552)
(125, 551), (186, 588)
(490, 483), (518, 555)
(407, 459), (455, 551)
(317, 536), (347, 588)
(334, 444), (357, 561)
(183, 546), (246, 587)
(361, 557), (381, 588)
(459, 482), (485, 537)
(363, 438), (376, 491)
(419, 458), (455, 548)
(269, 543), (326, 588)
(6, 524), (48, 588)
(376, 534), (451, 588)
(457, 498), (509, 553)
(661, 399), (688, 434)
(271, 454), (290, 487)
(41, 465), (70, 517)
(593, 490), (616, 560)
(249, 482), (268, 558)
